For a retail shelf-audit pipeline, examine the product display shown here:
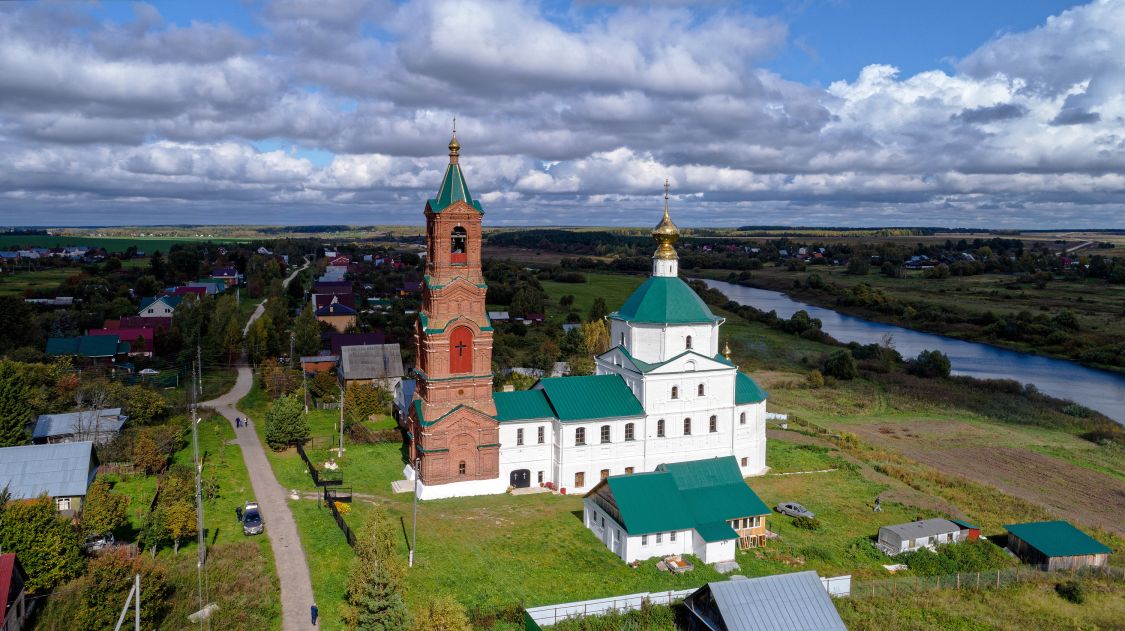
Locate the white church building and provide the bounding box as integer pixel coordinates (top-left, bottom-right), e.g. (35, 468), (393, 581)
(407, 188), (768, 499)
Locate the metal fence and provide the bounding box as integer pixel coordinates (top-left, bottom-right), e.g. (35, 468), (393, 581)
(851, 564), (1124, 599)
(523, 589), (697, 628)
(323, 486), (356, 548)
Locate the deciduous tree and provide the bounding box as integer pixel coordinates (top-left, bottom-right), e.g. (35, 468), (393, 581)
(410, 596), (471, 631)
(0, 359), (30, 447)
(293, 304), (321, 357)
(76, 550), (169, 630)
(81, 479), (129, 537)
(0, 496), (84, 592)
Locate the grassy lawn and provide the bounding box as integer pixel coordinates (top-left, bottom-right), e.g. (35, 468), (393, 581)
(289, 499), (373, 629)
(0, 266), (77, 296)
(540, 273), (645, 322)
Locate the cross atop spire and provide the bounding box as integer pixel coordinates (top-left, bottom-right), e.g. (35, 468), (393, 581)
(448, 116), (460, 163)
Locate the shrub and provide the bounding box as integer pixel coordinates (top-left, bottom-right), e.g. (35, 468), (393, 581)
(805, 369), (825, 389)
(907, 350), (952, 378)
(792, 516), (821, 531)
(821, 350), (858, 380)
(1056, 579), (1086, 604)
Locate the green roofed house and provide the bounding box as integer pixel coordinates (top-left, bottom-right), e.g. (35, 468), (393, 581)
(1004, 520), (1111, 571)
(583, 456), (770, 564)
(45, 335), (130, 364)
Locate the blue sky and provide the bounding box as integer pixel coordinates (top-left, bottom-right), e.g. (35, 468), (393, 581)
(0, 0), (1122, 228)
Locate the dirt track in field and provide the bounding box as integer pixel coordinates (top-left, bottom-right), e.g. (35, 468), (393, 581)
(848, 420), (1125, 534)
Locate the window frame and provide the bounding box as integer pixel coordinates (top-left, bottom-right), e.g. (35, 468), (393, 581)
(709, 415), (718, 433)
(657, 419), (665, 437)
(624, 422), (635, 441)
(575, 427), (586, 446)
(537, 426), (545, 444)
(600, 425), (611, 444)
(671, 386), (678, 399)
(698, 383), (705, 396)
(516, 428), (524, 446)
(683, 417), (692, 435)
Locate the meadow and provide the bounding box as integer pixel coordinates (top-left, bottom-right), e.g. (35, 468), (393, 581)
(0, 234), (242, 253)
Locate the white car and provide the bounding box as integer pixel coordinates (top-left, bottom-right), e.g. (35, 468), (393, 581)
(139, 368), (160, 375)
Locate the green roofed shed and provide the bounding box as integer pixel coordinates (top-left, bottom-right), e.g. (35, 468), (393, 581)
(609, 276), (721, 324)
(1004, 520), (1111, 570)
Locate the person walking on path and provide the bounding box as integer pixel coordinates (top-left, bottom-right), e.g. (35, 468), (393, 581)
(236, 505), (243, 521)
(311, 603), (318, 625)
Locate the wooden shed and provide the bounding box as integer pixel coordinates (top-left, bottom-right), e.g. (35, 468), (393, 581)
(1004, 520), (1111, 571)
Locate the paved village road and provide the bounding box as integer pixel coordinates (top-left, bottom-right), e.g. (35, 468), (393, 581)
(202, 259), (315, 631)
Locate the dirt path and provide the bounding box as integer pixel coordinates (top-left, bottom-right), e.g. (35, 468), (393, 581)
(202, 259), (315, 631)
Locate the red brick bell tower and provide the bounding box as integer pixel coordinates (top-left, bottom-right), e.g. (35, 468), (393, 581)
(407, 132), (500, 487)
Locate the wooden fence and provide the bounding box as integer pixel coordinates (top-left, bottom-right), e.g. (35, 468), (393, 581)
(295, 442), (356, 548)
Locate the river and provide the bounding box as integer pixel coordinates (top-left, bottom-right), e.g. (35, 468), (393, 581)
(702, 279), (1125, 424)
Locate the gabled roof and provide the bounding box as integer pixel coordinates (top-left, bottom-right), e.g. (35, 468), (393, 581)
(330, 332), (387, 356)
(536, 374), (644, 421)
(610, 276), (721, 325)
(211, 267), (238, 277)
(591, 456), (769, 540)
(1004, 520), (1111, 557)
(340, 343), (404, 381)
(880, 518), (964, 540)
(0, 553), (27, 618)
(493, 389), (556, 421)
(0, 442), (96, 499)
(34, 408), (127, 440)
(316, 301), (357, 317)
(429, 162), (483, 213)
(46, 335), (129, 358)
(139, 295), (183, 310)
(688, 571), (847, 631)
(313, 293), (357, 311)
(735, 372), (768, 404)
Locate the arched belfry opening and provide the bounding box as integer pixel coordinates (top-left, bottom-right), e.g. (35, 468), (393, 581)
(451, 226), (468, 264)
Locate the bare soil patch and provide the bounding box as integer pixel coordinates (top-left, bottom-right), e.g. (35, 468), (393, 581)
(849, 421), (1125, 534)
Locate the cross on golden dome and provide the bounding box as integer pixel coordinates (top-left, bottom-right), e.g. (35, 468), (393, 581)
(652, 178), (680, 260)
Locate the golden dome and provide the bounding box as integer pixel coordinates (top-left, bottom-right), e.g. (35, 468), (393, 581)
(652, 179), (679, 260)
(448, 133), (460, 158)
(723, 340), (732, 360)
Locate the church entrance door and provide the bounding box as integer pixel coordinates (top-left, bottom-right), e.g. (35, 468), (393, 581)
(510, 469), (530, 488)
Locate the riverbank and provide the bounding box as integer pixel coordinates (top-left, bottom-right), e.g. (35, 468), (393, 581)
(695, 266), (1125, 375)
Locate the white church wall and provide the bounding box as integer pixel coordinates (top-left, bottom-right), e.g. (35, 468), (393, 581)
(498, 421), (555, 486)
(610, 321), (720, 364)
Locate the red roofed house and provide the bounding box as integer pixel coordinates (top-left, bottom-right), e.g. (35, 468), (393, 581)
(328, 256), (350, 267)
(169, 285), (207, 297)
(1, 553), (28, 631)
(88, 328), (154, 357)
(111, 316), (172, 331)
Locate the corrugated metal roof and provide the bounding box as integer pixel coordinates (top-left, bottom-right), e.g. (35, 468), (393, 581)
(598, 456), (769, 538)
(33, 408), (126, 440)
(1004, 520), (1111, 557)
(493, 390), (556, 422)
(694, 571), (847, 631)
(45, 335), (122, 358)
(609, 276), (721, 324)
(735, 372), (768, 404)
(535, 374), (644, 421)
(0, 442), (96, 499)
(880, 518), (963, 540)
(429, 162), (484, 213)
(340, 343), (404, 381)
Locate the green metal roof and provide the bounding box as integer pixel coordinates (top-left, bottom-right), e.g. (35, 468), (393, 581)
(735, 372), (768, 404)
(46, 335), (124, 358)
(613, 346), (735, 375)
(493, 390), (556, 422)
(428, 163), (483, 213)
(610, 276), (720, 324)
(536, 374), (644, 421)
(599, 456), (770, 538)
(1003, 521), (1111, 557)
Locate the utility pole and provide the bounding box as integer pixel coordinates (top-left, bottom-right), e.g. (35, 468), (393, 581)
(410, 456), (420, 568)
(112, 573), (140, 631)
(338, 382), (344, 458)
(191, 352), (207, 631)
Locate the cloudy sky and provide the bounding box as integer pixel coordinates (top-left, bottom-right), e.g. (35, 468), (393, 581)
(1, 0), (1123, 228)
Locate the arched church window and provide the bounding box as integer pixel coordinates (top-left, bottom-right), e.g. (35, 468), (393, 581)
(686, 335), (693, 349)
(450, 326), (473, 373)
(740, 412), (747, 425)
(451, 226), (468, 263)
(698, 383), (705, 396)
(657, 419), (665, 437)
(683, 418), (692, 435)
(709, 415), (718, 433)
(671, 386), (678, 399)
(600, 425), (611, 443)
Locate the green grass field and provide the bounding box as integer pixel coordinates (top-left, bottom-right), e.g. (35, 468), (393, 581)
(0, 267), (79, 296)
(0, 234), (242, 253)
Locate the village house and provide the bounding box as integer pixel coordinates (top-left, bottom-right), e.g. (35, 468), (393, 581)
(45, 335), (131, 364)
(1, 553), (29, 631)
(1004, 521), (1111, 571)
(329, 332), (386, 356)
(138, 295), (182, 317)
(0, 442), (98, 517)
(338, 343), (404, 390)
(684, 571), (847, 631)
(876, 518), (979, 555)
(33, 408), (128, 445)
(87, 327), (153, 357)
(583, 456), (770, 564)
(315, 297), (358, 332)
(312, 292), (357, 312)
(300, 355), (339, 375)
(211, 267), (240, 287)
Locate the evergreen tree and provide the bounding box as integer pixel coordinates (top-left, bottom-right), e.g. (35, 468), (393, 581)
(0, 359), (30, 447)
(294, 304), (321, 357)
(344, 508), (410, 630)
(587, 296), (608, 321)
(264, 394), (309, 449)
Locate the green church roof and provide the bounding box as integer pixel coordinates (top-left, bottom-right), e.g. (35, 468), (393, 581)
(735, 372), (768, 404)
(492, 374), (644, 423)
(428, 162), (483, 213)
(597, 456), (770, 540)
(1004, 520), (1111, 557)
(610, 276), (720, 325)
(493, 390), (555, 422)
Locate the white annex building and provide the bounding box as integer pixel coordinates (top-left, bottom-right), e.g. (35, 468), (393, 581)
(404, 137), (768, 499)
